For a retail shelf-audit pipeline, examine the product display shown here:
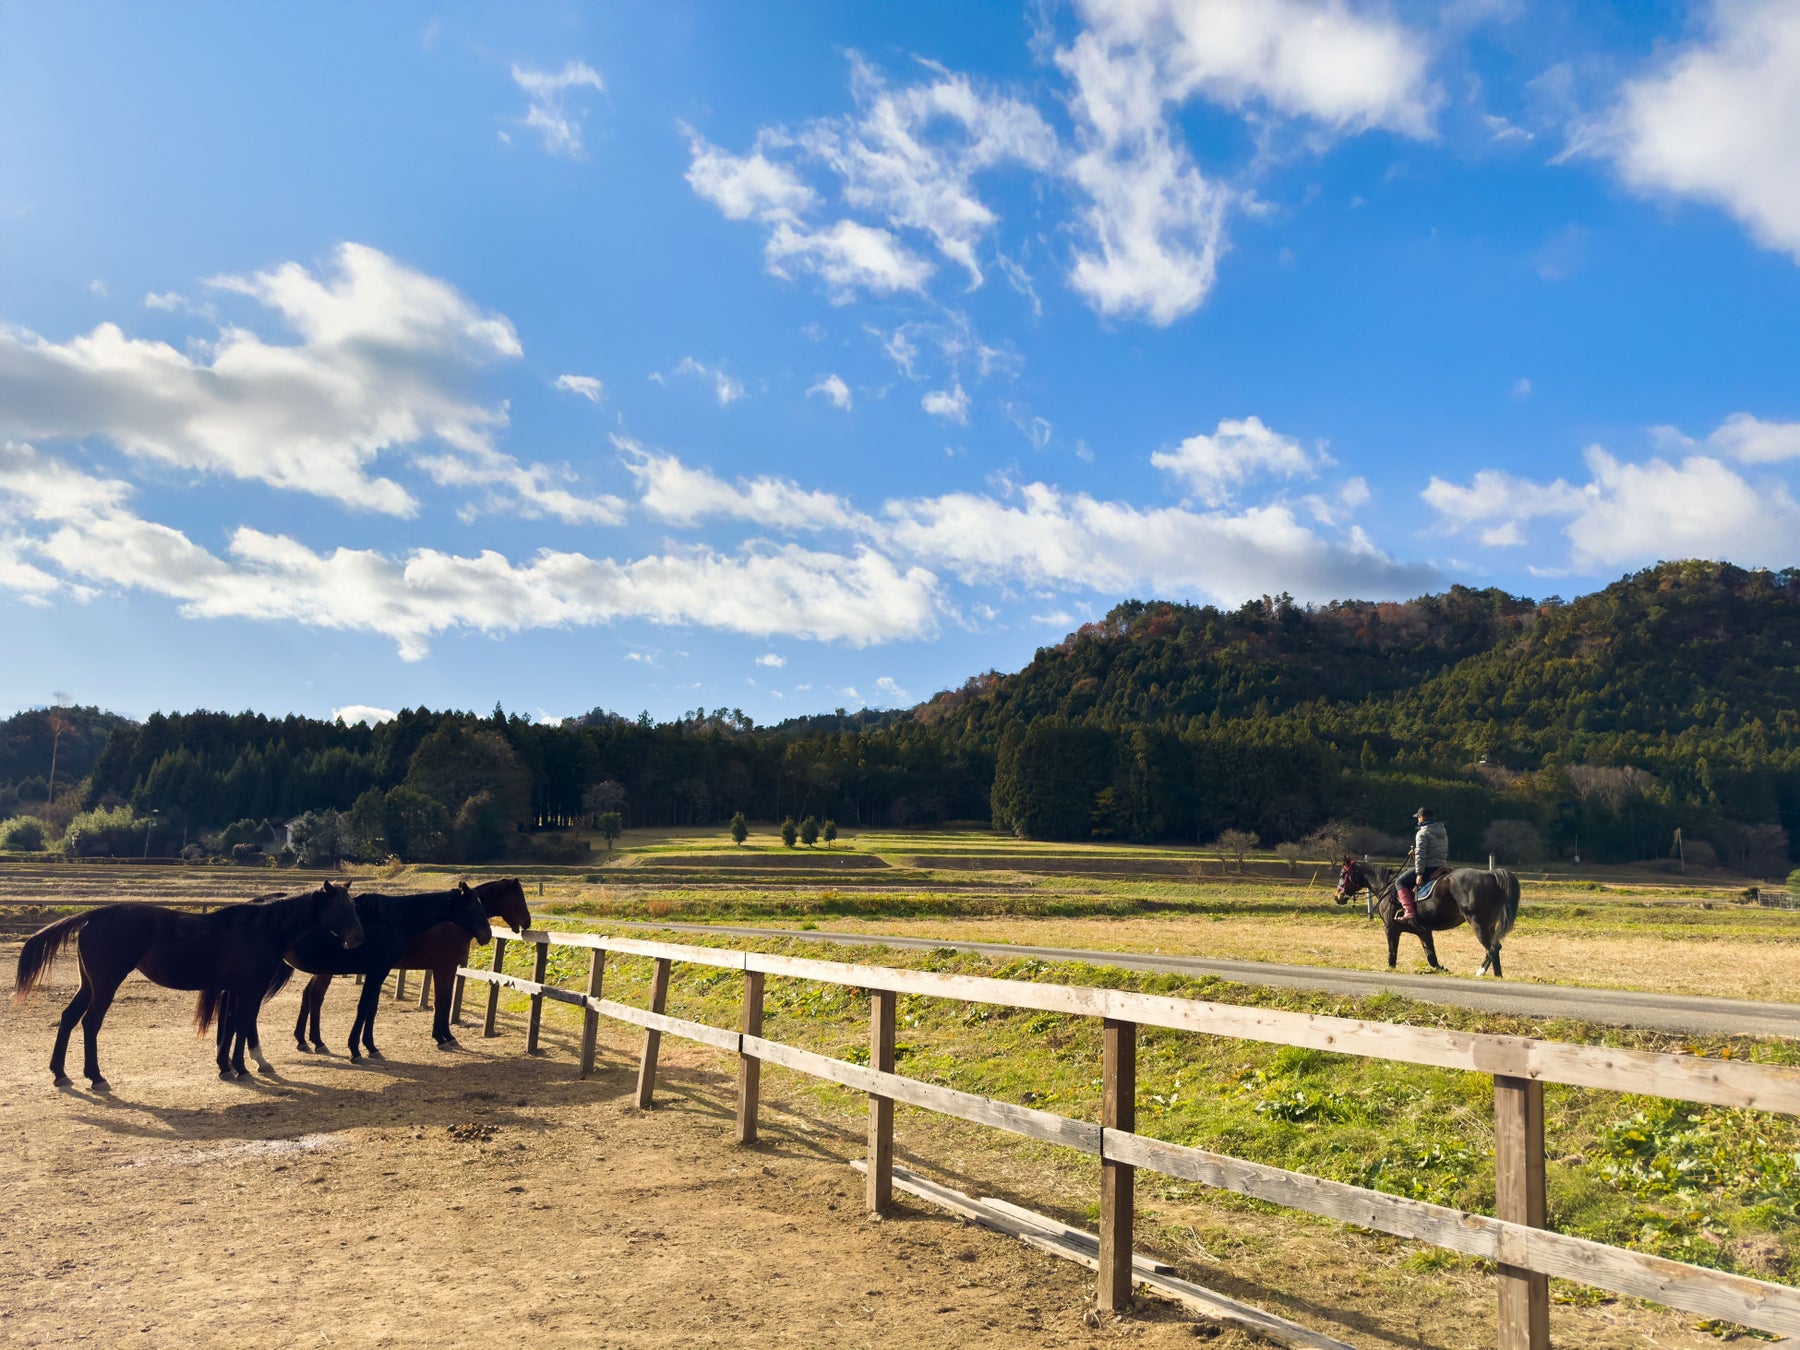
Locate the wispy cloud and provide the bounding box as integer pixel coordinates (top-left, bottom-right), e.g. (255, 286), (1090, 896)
(511, 61), (605, 158)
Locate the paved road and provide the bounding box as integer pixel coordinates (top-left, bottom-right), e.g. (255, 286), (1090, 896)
(605, 919), (1800, 1039)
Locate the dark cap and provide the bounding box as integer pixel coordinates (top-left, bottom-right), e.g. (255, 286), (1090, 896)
(1413, 806), (1434, 820)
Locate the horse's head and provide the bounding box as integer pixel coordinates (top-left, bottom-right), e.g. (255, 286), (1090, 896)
(475, 876), (532, 934)
(319, 880), (364, 948)
(1333, 856), (1365, 906)
(452, 881), (495, 947)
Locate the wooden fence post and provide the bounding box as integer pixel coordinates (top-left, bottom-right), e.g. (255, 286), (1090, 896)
(579, 949), (607, 1079)
(866, 988), (897, 1215)
(1495, 1075), (1550, 1350)
(451, 971), (465, 1026)
(736, 970), (766, 1144)
(1099, 1017), (1137, 1313)
(635, 958), (671, 1108)
(482, 937), (507, 1037)
(526, 941), (549, 1054)
(416, 970), (431, 1010)
(393, 968), (407, 1002)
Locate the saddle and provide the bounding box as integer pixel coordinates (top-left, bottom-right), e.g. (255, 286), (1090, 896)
(1416, 867), (1446, 904)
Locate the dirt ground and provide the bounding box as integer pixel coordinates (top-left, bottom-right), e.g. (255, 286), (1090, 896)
(1, 953), (1247, 1350)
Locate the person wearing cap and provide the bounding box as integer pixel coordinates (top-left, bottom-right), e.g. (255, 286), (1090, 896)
(1394, 806), (1448, 924)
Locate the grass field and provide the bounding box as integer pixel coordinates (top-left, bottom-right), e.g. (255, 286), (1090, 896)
(6, 827), (1798, 1340)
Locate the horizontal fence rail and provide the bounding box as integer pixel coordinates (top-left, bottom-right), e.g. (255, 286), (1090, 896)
(459, 926), (1800, 1346)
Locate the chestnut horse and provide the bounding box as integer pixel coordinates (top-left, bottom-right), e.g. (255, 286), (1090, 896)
(292, 876), (531, 1052)
(1334, 857), (1521, 976)
(13, 882), (362, 1087)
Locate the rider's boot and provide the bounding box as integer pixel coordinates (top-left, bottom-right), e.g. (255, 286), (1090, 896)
(1397, 886), (1417, 924)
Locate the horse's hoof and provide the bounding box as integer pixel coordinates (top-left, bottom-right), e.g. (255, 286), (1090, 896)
(310, 1043), (328, 1054)
(294, 1042), (312, 1054)
(366, 1048), (384, 1060)
(52, 1074), (73, 1088)
(89, 1078), (111, 1093)
(437, 1038), (460, 1052)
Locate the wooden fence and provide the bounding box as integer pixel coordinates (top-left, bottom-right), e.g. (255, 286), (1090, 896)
(455, 926), (1800, 1347)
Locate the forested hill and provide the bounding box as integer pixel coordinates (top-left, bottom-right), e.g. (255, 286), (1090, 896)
(5, 561), (1799, 871)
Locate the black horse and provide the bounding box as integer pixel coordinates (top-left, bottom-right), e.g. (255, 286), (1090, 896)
(205, 882), (492, 1065)
(13, 882), (363, 1088)
(292, 876), (531, 1053)
(1334, 857), (1521, 976)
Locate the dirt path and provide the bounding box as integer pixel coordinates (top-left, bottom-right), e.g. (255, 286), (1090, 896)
(1, 956), (1230, 1350)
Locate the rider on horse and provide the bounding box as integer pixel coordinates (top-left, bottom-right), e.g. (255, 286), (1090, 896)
(1394, 806), (1447, 924)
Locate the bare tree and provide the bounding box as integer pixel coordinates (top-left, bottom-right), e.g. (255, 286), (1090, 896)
(1209, 828), (1260, 873)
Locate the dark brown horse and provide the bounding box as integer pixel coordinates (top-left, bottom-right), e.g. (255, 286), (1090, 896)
(13, 882), (362, 1088)
(1334, 857), (1521, 976)
(290, 876), (531, 1052)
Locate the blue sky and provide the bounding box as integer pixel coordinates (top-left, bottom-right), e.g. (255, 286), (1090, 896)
(3, 1), (1798, 726)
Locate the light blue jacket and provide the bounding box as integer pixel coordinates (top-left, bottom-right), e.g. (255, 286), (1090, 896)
(1415, 819), (1449, 872)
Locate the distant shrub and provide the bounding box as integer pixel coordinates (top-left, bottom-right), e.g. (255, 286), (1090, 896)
(1343, 825), (1408, 858)
(0, 816), (46, 851)
(799, 815), (820, 847)
(229, 842), (265, 866)
(217, 818), (268, 851)
(780, 817), (798, 848)
(1274, 842), (1304, 874)
(179, 843), (207, 862)
(61, 805), (144, 857)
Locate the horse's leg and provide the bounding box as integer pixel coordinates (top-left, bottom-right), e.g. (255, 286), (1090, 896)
(240, 983), (275, 1075)
(1418, 929), (1446, 970)
(1470, 912), (1501, 978)
(216, 992), (242, 1079)
(78, 968), (123, 1091)
(50, 975), (93, 1087)
(348, 975), (384, 1062)
(293, 978), (314, 1052)
(308, 974), (330, 1052)
(1386, 919), (1401, 969)
(432, 961), (458, 1047)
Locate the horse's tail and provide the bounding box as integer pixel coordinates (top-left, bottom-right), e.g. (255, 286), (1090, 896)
(195, 988), (225, 1034)
(1492, 869), (1522, 943)
(195, 964), (296, 1033)
(13, 911), (93, 1004)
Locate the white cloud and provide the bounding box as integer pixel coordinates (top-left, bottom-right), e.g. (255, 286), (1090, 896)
(764, 219), (934, 300)
(807, 373), (853, 410)
(1702, 412), (1800, 463)
(882, 478), (1434, 605)
(512, 61), (605, 158)
(1055, 0), (1437, 324)
(1582, 0), (1800, 262)
(88, 280), (107, 297)
(617, 438), (870, 533)
(1484, 113), (1532, 144)
(1073, 0), (1439, 134)
(670, 357), (745, 406)
(1150, 415), (1322, 505)
(0, 244), (613, 525)
(333, 705), (396, 727)
(874, 675), (910, 703)
(1424, 419), (1800, 570)
(682, 125), (817, 221)
(801, 55), (1058, 287)
(143, 291), (185, 311)
(1510, 377), (1532, 400)
(0, 444), (941, 658)
(921, 384), (970, 424)
(756, 652), (786, 668)
(554, 373), (604, 403)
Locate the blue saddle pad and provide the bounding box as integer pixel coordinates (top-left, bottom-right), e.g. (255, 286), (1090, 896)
(1417, 877), (1439, 903)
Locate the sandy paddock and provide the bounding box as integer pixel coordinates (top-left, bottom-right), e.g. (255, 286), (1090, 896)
(0, 956), (1229, 1350)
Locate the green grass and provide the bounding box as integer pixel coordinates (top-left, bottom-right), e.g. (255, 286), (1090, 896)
(481, 924), (1800, 1289)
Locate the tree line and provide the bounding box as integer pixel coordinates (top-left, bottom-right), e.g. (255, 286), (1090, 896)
(2, 560), (1797, 872)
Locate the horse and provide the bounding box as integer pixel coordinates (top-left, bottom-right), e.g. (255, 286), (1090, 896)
(206, 882), (493, 1066)
(1334, 857), (1521, 976)
(12, 881), (363, 1088)
(291, 876), (531, 1053)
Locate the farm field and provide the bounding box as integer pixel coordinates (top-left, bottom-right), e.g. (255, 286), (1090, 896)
(5, 835), (1799, 1346)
